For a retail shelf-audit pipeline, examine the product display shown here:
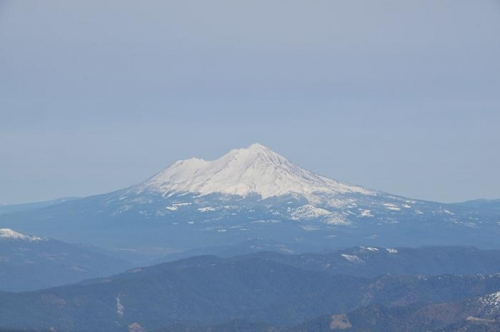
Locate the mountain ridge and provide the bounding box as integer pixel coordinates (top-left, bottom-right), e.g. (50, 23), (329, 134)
(3, 248), (500, 331)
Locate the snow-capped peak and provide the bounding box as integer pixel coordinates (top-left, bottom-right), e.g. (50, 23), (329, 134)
(0, 228), (45, 242)
(138, 143), (374, 200)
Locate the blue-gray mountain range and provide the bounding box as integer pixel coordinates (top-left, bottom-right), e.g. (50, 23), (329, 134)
(1, 144), (499, 262)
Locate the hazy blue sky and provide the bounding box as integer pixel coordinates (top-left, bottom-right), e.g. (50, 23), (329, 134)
(1, 1), (499, 204)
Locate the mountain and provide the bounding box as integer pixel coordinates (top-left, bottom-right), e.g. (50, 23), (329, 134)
(0, 197), (78, 216)
(455, 199), (500, 213)
(0, 228), (132, 291)
(1, 144), (500, 261)
(0, 255), (367, 331)
(247, 246), (500, 278)
(2, 250), (500, 332)
(290, 290), (500, 332)
(153, 244), (500, 278)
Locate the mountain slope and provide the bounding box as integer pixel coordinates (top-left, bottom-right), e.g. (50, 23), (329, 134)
(0, 256), (366, 331)
(0, 197), (77, 216)
(2, 251), (500, 332)
(0, 228), (132, 291)
(290, 290), (500, 332)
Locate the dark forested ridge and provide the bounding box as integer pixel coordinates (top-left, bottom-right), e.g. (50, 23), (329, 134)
(1, 247), (500, 331)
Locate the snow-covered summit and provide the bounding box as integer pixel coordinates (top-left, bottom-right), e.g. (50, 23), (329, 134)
(138, 143), (374, 200)
(0, 228), (45, 242)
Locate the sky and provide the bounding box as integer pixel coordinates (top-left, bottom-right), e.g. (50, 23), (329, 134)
(1, 0), (499, 204)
